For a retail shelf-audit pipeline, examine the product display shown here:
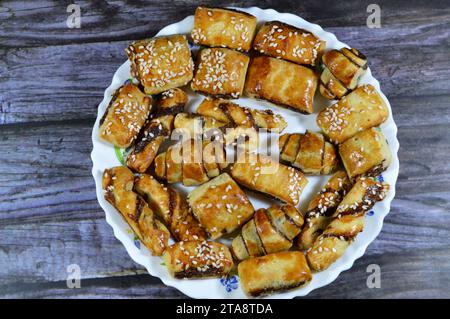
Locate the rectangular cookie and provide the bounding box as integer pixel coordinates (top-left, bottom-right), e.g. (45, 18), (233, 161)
(126, 35), (194, 95)
(316, 84), (389, 144)
(99, 83), (152, 148)
(253, 21), (325, 66)
(231, 153), (308, 205)
(244, 56), (318, 114)
(339, 127), (392, 181)
(164, 240), (233, 279)
(191, 7), (257, 52)
(191, 48), (250, 98)
(238, 251), (312, 297)
(187, 173), (254, 239)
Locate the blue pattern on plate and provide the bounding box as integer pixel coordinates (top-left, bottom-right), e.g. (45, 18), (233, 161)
(220, 275), (239, 292)
(367, 210), (375, 216)
(377, 174), (384, 183)
(134, 236), (141, 249)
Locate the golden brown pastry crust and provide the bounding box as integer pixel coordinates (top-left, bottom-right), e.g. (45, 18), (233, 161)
(99, 84), (152, 148)
(187, 173), (254, 239)
(164, 240), (233, 279)
(317, 84), (389, 144)
(196, 98), (287, 132)
(191, 7), (257, 52)
(191, 48), (250, 98)
(319, 47), (368, 99)
(231, 204), (303, 261)
(126, 35), (194, 95)
(230, 153), (308, 205)
(296, 170), (352, 250)
(253, 21), (325, 66)
(307, 177), (389, 271)
(134, 174), (207, 241)
(244, 56), (318, 114)
(102, 166), (169, 256)
(238, 251), (312, 297)
(279, 131), (339, 175)
(339, 127), (392, 181)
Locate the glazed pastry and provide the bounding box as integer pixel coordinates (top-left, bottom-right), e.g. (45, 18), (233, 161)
(134, 174), (207, 241)
(164, 240), (234, 279)
(191, 7), (257, 52)
(102, 166), (170, 256)
(307, 177), (389, 271)
(191, 48), (250, 98)
(252, 21), (325, 66)
(152, 139), (227, 186)
(279, 131), (338, 175)
(126, 35), (194, 95)
(99, 83), (152, 148)
(238, 251), (312, 297)
(187, 173), (255, 239)
(317, 84), (389, 144)
(339, 127), (392, 181)
(230, 153), (308, 205)
(296, 171), (352, 250)
(244, 56), (318, 114)
(196, 98), (288, 132)
(231, 204), (304, 261)
(127, 88), (188, 173)
(319, 47), (368, 100)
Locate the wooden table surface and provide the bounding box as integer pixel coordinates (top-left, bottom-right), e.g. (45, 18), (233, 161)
(1, 0), (449, 299)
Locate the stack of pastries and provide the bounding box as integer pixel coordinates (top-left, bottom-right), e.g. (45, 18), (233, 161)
(98, 6), (393, 297)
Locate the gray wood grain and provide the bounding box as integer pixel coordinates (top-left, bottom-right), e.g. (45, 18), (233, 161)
(0, 0), (449, 299)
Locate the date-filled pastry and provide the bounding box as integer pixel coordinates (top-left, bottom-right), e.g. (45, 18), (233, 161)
(296, 170), (352, 250)
(187, 173), (254, 239)
(102, 166), (169, 256)
(319, 47), (368, 100)
(231, 204), (304, 261)
(152, 139), (228, 186)
(230, 153), (308, 205)
(307, 177), (389, 271)
(316, 84), (389, 144)
(126, 35), (194, 95)
(238, 251), (312, 297)
(279, 131), (338, 175)
(191, 7), (257, 52)
(244, 56), (318, 114)
(164, 240), (234, 279)
(99, 83), (152, 148)
(191, 48), (250, 98)
(253, 21), (325, 66)
(196, 98), (288, 132)
(134, 174), (207, 241)
(127, 88), (188, 173)
(339, 127), (392, 181)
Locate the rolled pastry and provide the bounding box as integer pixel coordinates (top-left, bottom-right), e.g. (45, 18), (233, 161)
(238, 251), (312, 297)
(244, 56), (318, 114)
(279, 131), (339, 175)
(164, 240), (234, 279)
(319, 47), (368, 100)
(134, 174), (207, 241)
(102, 166), (169, 256)
(231, 204), (304, 261)
(99, 83), (152, 148)
(253, 21), (325, 66)
(126, 88), (188, 173)
(307, 177), (389, 271)
(191, 7), (257, 52)
(317, 84), (389, 144)
(126, 35), (194, 95)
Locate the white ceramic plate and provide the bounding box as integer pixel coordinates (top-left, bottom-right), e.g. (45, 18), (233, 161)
(91, 7), (399, 299)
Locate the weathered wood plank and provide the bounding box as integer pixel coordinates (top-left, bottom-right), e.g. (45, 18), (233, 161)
(1, 0), (449, 48)
(1, 40), (449, 124)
